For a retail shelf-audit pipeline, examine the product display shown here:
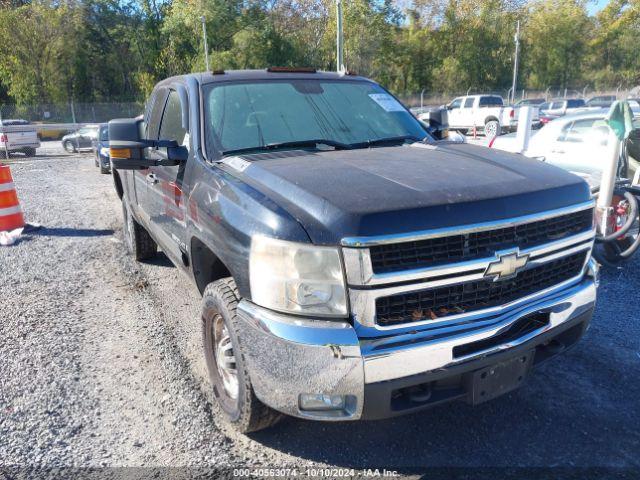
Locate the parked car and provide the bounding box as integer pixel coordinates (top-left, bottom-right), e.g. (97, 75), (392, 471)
(489, 108), (640, 187)
(539, 112), (560, 126)
(514, 98), (545, 107)
(92, 124), (110, 174)
(444, 94), (528, 137)
(108, 69), (597, 432)
(586, 95), (617, 109)
(0, 119), (40, 158)
(61, 125), (100, 153)
(539, 98), (586, 116)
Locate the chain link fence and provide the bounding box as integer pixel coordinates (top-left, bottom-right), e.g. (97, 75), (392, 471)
(0, 102), (143, 125)
(397, 87), (638, 109)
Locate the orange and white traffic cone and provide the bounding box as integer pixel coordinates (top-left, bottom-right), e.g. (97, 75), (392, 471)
(0, 164), (26, 245)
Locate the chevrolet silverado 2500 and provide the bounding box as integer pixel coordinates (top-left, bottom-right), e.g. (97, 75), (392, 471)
(109, 69), (598, 432)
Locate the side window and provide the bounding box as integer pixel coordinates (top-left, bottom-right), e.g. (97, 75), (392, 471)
(449, 98), (463, 109)
(159, 91), (187, 145)
(147, 88), (168, 140)
(463, 97), (474, 108)
(558, 119), (597, 143)
(479, 96), (503, 107)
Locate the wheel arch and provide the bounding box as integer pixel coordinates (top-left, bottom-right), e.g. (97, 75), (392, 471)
(191, 236), (232, 295)
(484, 115), (500, 125)
(112, 170), (124, 200)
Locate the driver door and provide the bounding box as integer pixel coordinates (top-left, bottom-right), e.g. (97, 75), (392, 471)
(145, 89), (190, 265)
(447, 97), (464, 129)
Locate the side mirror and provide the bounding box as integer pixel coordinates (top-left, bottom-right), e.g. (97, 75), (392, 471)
(108, 118), (187, 169)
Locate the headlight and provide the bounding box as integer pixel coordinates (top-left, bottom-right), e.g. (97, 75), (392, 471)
(249, 236), (347, 317)
(100, 147), (110, 157)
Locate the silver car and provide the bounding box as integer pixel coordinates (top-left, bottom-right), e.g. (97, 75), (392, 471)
(490, 108), (640, 187)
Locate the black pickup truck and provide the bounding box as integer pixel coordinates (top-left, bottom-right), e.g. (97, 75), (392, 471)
(109, 69), (598, 432)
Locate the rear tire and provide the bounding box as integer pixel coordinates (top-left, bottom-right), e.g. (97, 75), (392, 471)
(22, 147), (35, 157)
(202, 278), (282, 433)
(100, 165), (109, 174)
(484, 119), (500, 138)
(0, 150), (7, 159)
(122, 201), (157, 261)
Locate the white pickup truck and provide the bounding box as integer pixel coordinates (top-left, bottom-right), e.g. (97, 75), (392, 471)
(0, 119), (40, 158)
(443, 95), (533, 137)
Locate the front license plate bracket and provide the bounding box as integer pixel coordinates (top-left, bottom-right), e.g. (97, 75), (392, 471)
(467, 350), (534, 405)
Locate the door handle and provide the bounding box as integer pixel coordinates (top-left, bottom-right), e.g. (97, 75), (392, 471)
(146, 173), (158, 185)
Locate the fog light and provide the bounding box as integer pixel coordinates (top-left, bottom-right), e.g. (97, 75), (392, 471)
(299, 394), (345, 411)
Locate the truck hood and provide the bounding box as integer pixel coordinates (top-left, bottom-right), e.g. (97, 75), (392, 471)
(221, 143), (591, 245)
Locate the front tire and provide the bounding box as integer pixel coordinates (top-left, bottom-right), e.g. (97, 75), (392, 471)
(202, 278), (281, 433)
(121, 201), (157, 261)
(63, 141), (75, 153)
(484, 119), (500, 138)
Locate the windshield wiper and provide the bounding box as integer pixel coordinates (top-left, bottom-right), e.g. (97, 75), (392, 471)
(350, 135), (422, 149)
(222, 139), (352, 157)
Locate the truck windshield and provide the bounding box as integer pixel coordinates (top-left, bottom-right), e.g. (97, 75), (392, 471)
(202, 79), (429, 157)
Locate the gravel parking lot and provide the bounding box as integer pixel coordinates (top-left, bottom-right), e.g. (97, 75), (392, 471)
(1, 142), (640, 475)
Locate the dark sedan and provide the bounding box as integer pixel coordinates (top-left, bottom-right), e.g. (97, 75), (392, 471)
(61, 125), (99, 153)
(92, 124), (110, 174)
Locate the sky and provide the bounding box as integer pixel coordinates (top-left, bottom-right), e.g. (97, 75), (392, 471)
(587, 0), (609, 15)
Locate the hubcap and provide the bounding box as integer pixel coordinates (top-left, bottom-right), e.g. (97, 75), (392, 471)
(486, 122), (498, 138)
(213, 315), (239, 399)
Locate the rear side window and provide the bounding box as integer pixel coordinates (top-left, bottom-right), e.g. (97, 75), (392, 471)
(479, 96), (503, 107)
(159, 91), (187, 145)
(463, 97), (474, 108)
(567, 99), (585, 108)
(558, 118), (598, 143)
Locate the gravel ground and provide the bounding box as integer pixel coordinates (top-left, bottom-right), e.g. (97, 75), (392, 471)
(1, 143), (639, 475)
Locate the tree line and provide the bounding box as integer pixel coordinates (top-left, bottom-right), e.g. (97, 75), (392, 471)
(0, 0), (638, 106)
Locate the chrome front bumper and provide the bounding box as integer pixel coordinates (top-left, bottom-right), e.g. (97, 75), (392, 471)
(235, 263), (598, 421)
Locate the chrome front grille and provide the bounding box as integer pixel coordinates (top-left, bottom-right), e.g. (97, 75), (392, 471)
(342, 201), (595, 330)
(375, 251), (587, 326)
(369, 208), (593, 274)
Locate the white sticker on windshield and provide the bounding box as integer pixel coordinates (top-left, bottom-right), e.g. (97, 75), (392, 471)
(369, 93), (405, 112)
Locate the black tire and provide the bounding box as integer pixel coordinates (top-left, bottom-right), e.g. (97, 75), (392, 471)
(63, 141), (75, 153)
(100, 165), (110, 174)
(202, 278), (282, 433)
(22, 147), (35, 157)
(121, 201), (157, 261)
(0, 150), (7, 159)
(95, 155), (99, 167)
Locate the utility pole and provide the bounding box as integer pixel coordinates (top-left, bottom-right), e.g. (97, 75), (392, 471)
(200, 16), (210, 72)
(511, 20), (520, 104)
(336, 0), (344, 73)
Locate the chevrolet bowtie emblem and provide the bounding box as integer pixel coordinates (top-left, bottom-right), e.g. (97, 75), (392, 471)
(484, 250), (530, 281)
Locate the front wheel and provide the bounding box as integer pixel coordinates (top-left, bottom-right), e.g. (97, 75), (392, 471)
(63, 141), (75, 153)
(484, 120), (500, 138)
(202, 278), (281, 433)
(121, 201), (157, 261)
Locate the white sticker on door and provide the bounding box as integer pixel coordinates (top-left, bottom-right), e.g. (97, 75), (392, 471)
(368, 93), (405, 112)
